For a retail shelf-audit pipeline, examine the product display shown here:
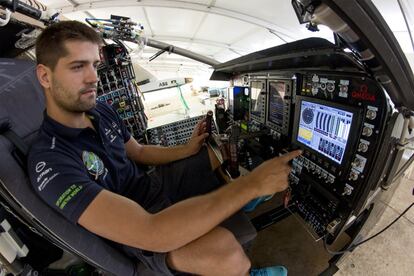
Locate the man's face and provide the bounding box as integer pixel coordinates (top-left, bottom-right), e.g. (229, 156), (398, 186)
(47, 40), (101, 113)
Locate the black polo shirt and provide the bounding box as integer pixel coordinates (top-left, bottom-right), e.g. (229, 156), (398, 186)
(28, 101), (152, 224)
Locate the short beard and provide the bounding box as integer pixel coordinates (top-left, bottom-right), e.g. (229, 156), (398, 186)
(51, 78), (97, 113)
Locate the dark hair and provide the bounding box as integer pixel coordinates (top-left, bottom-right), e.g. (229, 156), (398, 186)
(35, 20), (102, 70)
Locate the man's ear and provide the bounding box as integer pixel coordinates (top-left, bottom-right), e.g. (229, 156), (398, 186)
(36, 64), (52, 90)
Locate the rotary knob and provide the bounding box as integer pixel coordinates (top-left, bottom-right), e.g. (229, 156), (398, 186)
(327, 82), (335, 92)
(366, 109), (377, 120)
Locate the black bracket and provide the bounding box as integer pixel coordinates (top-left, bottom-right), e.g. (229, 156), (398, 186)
(149, 46), (174, 62)
(251, 204), (294, 231)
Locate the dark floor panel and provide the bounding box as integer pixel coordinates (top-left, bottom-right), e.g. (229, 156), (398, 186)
(247, 193), (350, 276)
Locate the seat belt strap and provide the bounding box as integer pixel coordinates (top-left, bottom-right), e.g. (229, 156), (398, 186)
(0, 119), (29, 169)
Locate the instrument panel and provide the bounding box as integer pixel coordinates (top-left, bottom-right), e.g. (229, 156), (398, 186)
(241, 71), (391, 241)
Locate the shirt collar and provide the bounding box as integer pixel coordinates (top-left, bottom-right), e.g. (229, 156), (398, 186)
(43, 107), (101, 139)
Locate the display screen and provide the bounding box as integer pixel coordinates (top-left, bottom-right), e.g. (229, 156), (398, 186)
(250, 81), (264, 116)
(267, 81), (287, 127)
(228, 86), (249, 120)
(296, 100), (353, 164)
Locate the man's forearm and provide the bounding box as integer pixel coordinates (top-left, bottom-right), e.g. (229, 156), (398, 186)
(79, 151), (298, 253)
(147, 175), (257, 252)
(80, 175), (257, 253)
(125, 121), (208, 165)
(137, 144), (192, 165)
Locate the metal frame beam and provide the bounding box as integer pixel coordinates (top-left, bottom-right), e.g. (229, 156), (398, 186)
(148, 35), (245, 52)
(146, 38), (219, 66)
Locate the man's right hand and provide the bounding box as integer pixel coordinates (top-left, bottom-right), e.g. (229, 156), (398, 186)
(244, 150), (302, 197)
(78, 147), (301, 253)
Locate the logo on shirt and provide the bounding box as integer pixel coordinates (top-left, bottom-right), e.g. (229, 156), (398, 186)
(38, 172), (60, 191)
(35, 161), (46, 173)
(104, 124), (121, 143)
(56, 184), (83, 210)
(50, 137), (56, 149)
(82, 151), (105, 180)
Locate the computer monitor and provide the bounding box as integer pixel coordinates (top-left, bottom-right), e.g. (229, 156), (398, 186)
(295, 99), (354, 164)
(267, 81), (286, 127)
(265, 79), (293, 135)
(228, 86), (249, 120)
(250, 80), (266, 123)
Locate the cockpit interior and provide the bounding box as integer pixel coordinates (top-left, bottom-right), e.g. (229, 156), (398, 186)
(1, 0), (414, 275)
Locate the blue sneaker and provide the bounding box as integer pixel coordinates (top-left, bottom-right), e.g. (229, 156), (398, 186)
(243, 194), (274, 212)
(250, 266), (288, 276)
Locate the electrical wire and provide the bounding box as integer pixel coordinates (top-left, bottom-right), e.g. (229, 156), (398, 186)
(177, 85), (190, 111)
(324, 202), (414, 255)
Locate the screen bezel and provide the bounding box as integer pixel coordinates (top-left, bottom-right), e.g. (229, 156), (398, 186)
(292, 96), (362, 169)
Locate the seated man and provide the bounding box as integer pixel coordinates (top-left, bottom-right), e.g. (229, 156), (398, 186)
(28, 21), (300, 276)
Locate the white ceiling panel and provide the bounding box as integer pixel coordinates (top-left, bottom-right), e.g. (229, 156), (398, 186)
(395, 32), (414, 53)
(75, 0), (113, 3)
(186, 43), (223, 57)
(38, 0), (66, 7)
(145, 7), (204, 37)
(230, 27), (286, 54)
(372, 0), (413, 56)
(35, 0), (411, 79)
(194, 13), (257, 44)
(373, 0), (408, 31)
(64, 11), (91, 22)
(179, 0), (212, 5)
(86, 7), (148, 26)
(213, 49), (241, 63)
(215, 0), (300, 38)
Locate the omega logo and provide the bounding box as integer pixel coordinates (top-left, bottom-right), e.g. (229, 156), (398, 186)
(351, 84), (376, 102)
(35, 161), (46, 173)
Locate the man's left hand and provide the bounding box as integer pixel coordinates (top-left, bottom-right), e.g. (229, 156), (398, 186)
(186, 119), (209, 156)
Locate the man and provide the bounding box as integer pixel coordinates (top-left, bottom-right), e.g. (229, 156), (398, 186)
(28, 21), (301, 276)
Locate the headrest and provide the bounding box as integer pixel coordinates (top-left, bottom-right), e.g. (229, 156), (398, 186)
(0, 58), (44, 138)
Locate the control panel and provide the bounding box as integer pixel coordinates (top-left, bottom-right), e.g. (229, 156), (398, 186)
(288, 73), (390, 239)
(146, 115), (216, 147)
(97, 43), (147, 138)
(230, 71), (391, 241)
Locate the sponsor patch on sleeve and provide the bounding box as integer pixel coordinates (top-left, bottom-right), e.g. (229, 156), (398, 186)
(55, 184), (83, 210)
